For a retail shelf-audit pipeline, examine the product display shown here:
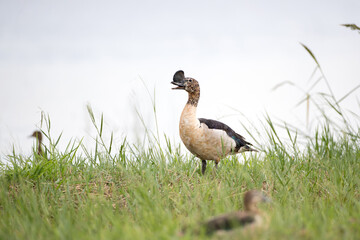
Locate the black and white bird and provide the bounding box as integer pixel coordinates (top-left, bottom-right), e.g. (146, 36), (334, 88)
(203, 190), (270, 235)
(171, 70), (257, 174)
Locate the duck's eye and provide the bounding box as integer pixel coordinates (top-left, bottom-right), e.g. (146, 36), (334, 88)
(188, 79), (193, 82)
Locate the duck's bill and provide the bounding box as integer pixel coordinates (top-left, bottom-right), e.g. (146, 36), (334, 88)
(171, 81), (185, 90)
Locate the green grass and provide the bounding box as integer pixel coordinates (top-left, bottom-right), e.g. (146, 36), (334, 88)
(1, 122), (359, 240)
(1, 43), (360, 239)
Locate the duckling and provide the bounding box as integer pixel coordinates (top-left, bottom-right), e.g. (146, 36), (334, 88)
(171, 70), (257, 174)
(203, 190), (270, 235)
(30, 130), (43, 155)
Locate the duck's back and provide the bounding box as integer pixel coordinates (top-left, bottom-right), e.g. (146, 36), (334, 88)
(179, 104), (236, 161)
(204, 211), (257, 234)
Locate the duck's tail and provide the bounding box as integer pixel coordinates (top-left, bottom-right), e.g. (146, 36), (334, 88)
(239, 145), (259, 153)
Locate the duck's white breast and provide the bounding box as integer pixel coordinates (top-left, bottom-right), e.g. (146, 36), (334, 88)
(179, 104), (236, 161)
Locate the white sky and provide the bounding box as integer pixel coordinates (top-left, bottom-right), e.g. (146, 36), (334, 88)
(1, 0), (359, 156)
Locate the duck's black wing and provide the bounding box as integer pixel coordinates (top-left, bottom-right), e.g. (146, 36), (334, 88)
(204, 212), (255, 235)
(198, 118), (253, 152)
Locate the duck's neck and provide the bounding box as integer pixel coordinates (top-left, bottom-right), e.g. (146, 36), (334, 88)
(180, 89), (201, 131)
(245, 203), (260, 214)
(186, 90), (200, 107)
(181, 102), (197, 117)
(37, 138), (42, 155)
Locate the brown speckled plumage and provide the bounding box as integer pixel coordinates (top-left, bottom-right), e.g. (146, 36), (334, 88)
(184, 78), (200, 106)
(30, 130), (43, 155)
(203, 190), (270, 235)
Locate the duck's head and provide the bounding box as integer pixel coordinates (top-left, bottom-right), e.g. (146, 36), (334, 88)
(30, 131), (43, 141)
(171, 70), (199, 93)
(243, 190), (271, 212)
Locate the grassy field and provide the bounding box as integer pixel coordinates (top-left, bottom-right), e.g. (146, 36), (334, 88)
(1, 45), (360, 239)
(1, 110), (359, 240)
(0, 119), (360, 239)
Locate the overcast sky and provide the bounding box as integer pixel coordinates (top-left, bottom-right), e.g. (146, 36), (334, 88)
(0, 0), (359, 156)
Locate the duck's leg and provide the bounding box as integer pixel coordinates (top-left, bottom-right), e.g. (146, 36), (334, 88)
(201, 160), (207, 175)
